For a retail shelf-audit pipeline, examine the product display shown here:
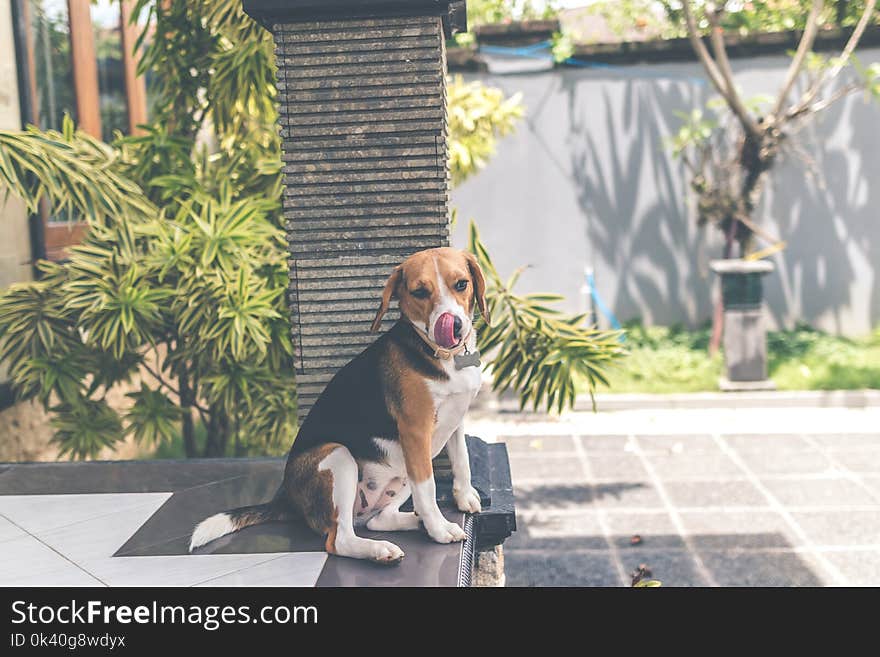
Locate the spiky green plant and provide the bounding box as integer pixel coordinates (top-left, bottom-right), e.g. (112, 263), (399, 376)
(468, 223), (624, 412)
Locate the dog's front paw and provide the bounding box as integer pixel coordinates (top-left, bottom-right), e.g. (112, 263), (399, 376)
(369, 540), (405, 565)
(454, 485), (482, 514)
(424, 519), (466, 544)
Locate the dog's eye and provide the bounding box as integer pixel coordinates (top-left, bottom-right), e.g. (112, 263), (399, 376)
(455, 280), (468, 292)
(410, 288), (429, 299)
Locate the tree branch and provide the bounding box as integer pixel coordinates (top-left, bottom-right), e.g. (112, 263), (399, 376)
(705, 6), (761, 136)
(141, 358), (211, 415)
(683, 2), (760, 136)
(681, 2), (733, 97)
(772, 0), (825, 120)
(788, 82), (861, 120)
(788, 0), (878, 116)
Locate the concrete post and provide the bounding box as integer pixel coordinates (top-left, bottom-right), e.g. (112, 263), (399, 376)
(243, 0), (466, 421)
(710, 259), (776, 391)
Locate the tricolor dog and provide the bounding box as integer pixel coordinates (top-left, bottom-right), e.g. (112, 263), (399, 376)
(189, 247), (489, 563)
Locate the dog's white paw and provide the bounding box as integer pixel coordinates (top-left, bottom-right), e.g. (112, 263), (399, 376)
(425, 519), (466, 544)
(370, 540), (405, 564)
(454, 486), (482, 514)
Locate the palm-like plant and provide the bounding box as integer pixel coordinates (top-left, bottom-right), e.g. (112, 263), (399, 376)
(469, 223), (624, 412)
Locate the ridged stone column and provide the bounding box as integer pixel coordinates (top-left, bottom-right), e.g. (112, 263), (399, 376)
(243, 1), (466, 421)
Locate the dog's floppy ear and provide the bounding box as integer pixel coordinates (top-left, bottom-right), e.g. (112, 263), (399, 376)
(464, 251), (490, 326)
(371, 265), (402, 332)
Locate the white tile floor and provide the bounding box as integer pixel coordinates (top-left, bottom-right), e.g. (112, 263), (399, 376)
(0, 493), (327, 587)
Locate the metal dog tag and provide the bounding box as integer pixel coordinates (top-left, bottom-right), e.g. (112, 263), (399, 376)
(454, 349), (481, 370)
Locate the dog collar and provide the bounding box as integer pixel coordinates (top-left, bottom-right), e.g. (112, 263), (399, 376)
(412, 325), (473, 361)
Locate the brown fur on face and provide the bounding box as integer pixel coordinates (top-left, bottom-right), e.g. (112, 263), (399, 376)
(370, 247), (490, 332)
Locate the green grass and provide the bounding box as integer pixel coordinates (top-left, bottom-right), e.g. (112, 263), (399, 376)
(583, 322), (880, 394)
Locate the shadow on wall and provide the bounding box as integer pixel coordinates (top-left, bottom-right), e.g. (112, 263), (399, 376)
(564, 70), (717, 328)
(764, 92), (880, 335)
(451, 51), (880, 336)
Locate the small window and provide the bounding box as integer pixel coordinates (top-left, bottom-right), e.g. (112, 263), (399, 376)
(92, 0), (128, 142)
(16, 0), (148, 261)
(29, 0), (77, 131)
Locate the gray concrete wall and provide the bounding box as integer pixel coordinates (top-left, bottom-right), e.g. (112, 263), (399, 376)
(450, 48), (880, 336)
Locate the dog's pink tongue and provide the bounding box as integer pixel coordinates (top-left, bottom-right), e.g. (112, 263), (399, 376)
(434, 313), (458, 348)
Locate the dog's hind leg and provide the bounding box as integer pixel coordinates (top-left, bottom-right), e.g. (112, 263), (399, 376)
(318, 446), (405, 564)
(365, 478), (420, 531)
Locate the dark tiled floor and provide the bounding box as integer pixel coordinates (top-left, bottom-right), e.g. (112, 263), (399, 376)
(0, 459), (471, 587)
(500, 431), (880, 587)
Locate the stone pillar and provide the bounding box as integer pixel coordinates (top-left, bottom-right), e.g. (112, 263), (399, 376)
(710, 259), (776, 391)
(243, 0), (466, 421)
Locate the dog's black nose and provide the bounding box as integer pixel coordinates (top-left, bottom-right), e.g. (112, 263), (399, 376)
(453, 316), (462, 338)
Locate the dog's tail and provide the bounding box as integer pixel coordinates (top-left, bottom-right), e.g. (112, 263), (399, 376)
(189, 500), (291, 552)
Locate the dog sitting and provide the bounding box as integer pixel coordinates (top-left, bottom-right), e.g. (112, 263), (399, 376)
(189, 247), (489, 564)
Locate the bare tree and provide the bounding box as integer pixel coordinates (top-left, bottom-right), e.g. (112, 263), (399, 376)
(672, 0), (879, 351)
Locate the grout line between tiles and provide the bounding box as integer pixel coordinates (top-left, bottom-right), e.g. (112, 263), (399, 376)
(0, 493), (174, 540)
(513, 504), (880, 516)
(627, 434), (719, 587)
(506, 544), (880, 555)
(0, 510), (108, 586)
(572, 435), (629, 587)
(510, 470), (880, 485)
(710, 432), (848, 586)
(799, 434), (880, 505)
(189, 553), (292, 587)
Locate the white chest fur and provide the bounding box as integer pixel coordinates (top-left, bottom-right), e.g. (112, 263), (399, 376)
(426, 356), (482, 457)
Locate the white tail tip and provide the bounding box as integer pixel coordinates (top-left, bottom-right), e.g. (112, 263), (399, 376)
(189, 513), (235, 552)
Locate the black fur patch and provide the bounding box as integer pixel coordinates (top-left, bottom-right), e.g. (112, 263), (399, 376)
(288, 320), (444, 463)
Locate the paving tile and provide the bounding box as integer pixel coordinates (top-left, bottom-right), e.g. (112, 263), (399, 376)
(116, 475), (284, 556)
(499, 435), (577, 455)
(619, 549), (709, 587)
(636, 434), (719, 454)
(809, 434), (880, 450)
(0, 493), (172, 535)
(592, 481), (664, 509)
(506, 511), (606, 551)
(513, 482), (596, 510)
(0, 515), (27, 543)
(663, 481), (766, 508)
(679, 511), (798, 549)
(828, 450), (880, 474)
(577, 434), (633, 453)
(820, 550), (880, 586)
(80, 553), (298, 587)
(700, 550), (826, 586)
(862, 476), (880, 495)
(586, 453), (649, 481)
(647, 451), (741, 480)
(723, 434), (812, 452)
(0, 535), (103, 586)
(317, 512), (465, 587)
(508, 455), (586, 482)
(605, 511), (685, 549)
(0, 459), (283, 495)
(762, 477), (880, 508)
(504, 550), (622, 587)
(195, 553), (328, 587)
(790, 510), (880, 547)
(734, 449), (834, 476)
(35, 496), (172, 563)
